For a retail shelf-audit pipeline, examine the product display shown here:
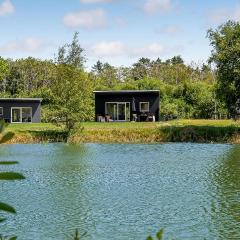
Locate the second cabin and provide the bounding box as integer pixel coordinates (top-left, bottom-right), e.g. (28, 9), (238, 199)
(94, 90), (160, 122)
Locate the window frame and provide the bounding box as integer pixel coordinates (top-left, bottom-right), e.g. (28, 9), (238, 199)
(105, 102), (130, 121)
(139, 102), (150, 113)
(11, 107), (32, 123)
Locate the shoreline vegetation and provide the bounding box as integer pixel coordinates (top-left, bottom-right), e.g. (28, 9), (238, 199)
(5, 120), (240, 144)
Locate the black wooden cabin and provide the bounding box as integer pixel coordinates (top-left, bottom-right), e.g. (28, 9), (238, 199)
(94, 90), (160, 122)
(0, 98), (42, 123)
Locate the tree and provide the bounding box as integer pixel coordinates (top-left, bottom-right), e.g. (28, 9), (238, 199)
(6, 58), (55, 96)
(208, 21), (240, 114)
(0, 57), (10, 93)
(92, 60), (104, 75)
(170, 55), (184, 65)
(56, 32), (85, 70)
(131, 58), (151, 80)
(91, 62), (119, 89)
(50, 65), (93, 131)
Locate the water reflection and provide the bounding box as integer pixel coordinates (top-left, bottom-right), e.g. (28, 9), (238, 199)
(209, 145), (240, 239)
(1, 143), (239, 239)
(1, 144), (93, 239)
(41, 144), (92, 239)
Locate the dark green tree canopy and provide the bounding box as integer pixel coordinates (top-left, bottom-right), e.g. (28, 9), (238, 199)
(208, 20), (240, 113)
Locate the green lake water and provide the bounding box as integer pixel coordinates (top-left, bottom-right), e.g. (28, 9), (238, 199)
(1, 143), (240, 239)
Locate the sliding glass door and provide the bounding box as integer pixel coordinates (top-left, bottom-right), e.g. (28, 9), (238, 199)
(118, 103), (126, 121)
(106, 102), (130, 121)
(106, 103), (117, 120)
(12, 108), (21, 123)
(11, 107), (32, 123)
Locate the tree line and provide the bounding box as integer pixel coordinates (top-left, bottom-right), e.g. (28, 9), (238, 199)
(1, 20), (240, 127)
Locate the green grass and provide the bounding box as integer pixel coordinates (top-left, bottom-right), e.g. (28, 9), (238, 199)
(4, 120), (240, 144)
(81, 121), (161, 129)
(7, 119), (240, 132)
(168, 119), (239, 127)
(81, 119), (240, 128)
(8, 123), (61, 133)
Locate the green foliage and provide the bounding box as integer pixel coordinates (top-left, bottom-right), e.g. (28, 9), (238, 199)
(56, 32), (85, 69)
(0, 133), (15, 144)
(147, 229), (164, 240)
(0, 31), (226, 121)
(0, 172), (25, 180)
(71, 229), (87, 240)
(50, 64), (94, 131)
(0, 162), (18, 165)
(43, 33), (94, 131)
(29, 129), (69, 142)
(208, 20), (240, 114)
(0, 203), (16, 214)
(161, 125), (240, 142)
(6, 57), (55, 96)
(0, 57), (10, 82)
(0, 235), (17, 240)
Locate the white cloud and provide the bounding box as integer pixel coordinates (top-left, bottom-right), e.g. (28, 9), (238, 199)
(91, 41), (126, 57)
(0, 38), (47, 53)
(132, 43), (165, 56)
(208, 6), (240, 23)
(156, 25), (182, 35)
(80, 0), (112, 3)
(143, 0), (172, 15)
(90, 41), (166, 58)
(0, 0), (15, 16)
(64, 8), (107, 29)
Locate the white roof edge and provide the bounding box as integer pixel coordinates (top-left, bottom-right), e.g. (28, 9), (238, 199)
(0, 98), (43, 101)
(93, 90), (160, 93)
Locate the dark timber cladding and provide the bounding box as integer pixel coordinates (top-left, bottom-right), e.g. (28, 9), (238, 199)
(94, 90), (160, 122)
(0, 98), (42, 123)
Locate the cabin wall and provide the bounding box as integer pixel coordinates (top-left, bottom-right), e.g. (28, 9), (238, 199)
(95, 92), (160, 121)
(0, 101), (41, 123)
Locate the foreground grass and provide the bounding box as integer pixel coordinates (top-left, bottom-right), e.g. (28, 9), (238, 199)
(5, 120), (240, 144)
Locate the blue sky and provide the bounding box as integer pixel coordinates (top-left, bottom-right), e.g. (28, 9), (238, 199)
(0, 0), (239, 69)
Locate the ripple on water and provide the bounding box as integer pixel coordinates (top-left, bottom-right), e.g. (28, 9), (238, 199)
(1, 143), (239, 240)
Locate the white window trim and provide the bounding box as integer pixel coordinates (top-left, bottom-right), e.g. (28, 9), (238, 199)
(0, 107), (3, 116)
(11, 107), (32, 123)
(139, 102), (149, 112)
(105, 102), (130, 121)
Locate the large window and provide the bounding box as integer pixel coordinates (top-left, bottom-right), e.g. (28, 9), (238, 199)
(11, 107), (32, 123)
(139, 102), (149, 112)
(22, 108), (32, 122)
(105, 102), (130, 121)
(0, 107), (3, 116)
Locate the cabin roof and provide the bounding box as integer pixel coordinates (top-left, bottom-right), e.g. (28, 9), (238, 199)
(0, 98), (42, 102)
(94, 90), (159, 95)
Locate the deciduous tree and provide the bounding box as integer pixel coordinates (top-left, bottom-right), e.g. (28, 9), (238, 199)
(208, 20), (240, 113)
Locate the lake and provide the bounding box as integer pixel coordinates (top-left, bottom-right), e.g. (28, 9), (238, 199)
(1, 143), (240, 239)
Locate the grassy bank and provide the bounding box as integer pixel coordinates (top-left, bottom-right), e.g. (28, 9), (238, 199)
(7, 123), (68, 144)
(5, 120), (240, 144)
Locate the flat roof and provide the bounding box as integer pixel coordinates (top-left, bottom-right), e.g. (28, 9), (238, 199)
(0, 98), (42, 102)
(94, 90), (159, 94)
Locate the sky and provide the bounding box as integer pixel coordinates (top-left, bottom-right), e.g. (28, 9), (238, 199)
(0, 0), (239, 69)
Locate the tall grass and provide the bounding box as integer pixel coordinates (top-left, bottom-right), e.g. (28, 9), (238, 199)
(161, 125), (240, 143)
(5, 121), (240, 144)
